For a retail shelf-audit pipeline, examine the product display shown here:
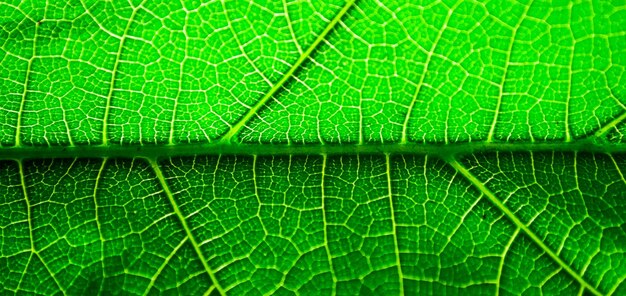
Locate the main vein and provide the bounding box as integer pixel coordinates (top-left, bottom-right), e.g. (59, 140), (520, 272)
(218, 0), (356, 143)
(446, 159), (601, 296)
(3, 140), (625, 160)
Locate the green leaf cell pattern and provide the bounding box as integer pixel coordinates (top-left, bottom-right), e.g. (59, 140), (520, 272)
(0, 0), (625, 295)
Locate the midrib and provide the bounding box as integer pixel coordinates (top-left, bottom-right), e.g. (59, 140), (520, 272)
(1, 139), (624, 160)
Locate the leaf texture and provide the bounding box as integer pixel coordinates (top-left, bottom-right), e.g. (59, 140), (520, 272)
(0, 0), (625, 295)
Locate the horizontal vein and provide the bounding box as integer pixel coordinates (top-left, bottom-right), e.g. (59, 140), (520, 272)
(2, 140), (625, 160)
(447, 159), (602, 296)
(218, 0), (355, 143)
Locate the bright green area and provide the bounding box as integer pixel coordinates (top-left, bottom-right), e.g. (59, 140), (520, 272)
(1, 0), (625, 295)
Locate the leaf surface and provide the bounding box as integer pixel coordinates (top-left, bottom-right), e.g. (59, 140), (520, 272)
(0, 0), (625, 295)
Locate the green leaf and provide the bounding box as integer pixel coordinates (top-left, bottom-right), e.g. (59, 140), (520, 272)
(1, 0), (625, 295)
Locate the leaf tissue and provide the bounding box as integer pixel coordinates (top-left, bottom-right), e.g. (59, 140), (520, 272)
(0, 0), (625, 295)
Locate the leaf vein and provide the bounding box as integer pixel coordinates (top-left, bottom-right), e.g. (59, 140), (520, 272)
(218, 0), (356, 143)
(148, 158), (225, 296)
(100, 1), (146, 146)
(384, 153), (404, 293)
(447, 158), (602, 296)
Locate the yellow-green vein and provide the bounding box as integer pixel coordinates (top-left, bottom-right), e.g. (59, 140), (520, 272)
(496, 227), (519, 296)
(447, 158), (602, 296)
(14, 19), (38, 147)
(593, 110), (626, 140)
(400, 1), (458, 144)
(93, 158), (107, 294)
(219, 0), (356, 143)
(487, 0), (533, 143)
(101, 1), (146, 146)
(564, 1), (575, 142)
(384, 153), (404, 293)
(321, 154), (338, 294)
(17, 160), (65, 294)
(143, 237), (189, 296)
(204, 285), (216, 296)
(15, 160), (35, 292)
(148, 158), (226, 296)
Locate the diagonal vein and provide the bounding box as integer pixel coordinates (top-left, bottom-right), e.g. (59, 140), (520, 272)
(221, 0), (273, 87)
(609, 154), (626, 188)
(204, 285), (216, 296)
(496, 228), (520, 296)
(143, 237), (189, 296)
(219, 0), (356, 143)
(148, 158), (225, 296)
(446, 158), (602, 296)
(35, 253), (66, 295)
(591, 110), (626, 140)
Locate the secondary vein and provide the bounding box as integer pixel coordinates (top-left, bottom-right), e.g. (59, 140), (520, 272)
(486, 0), (533, 143)
(148, 158), (226, 296)
(101, 1), (146, 146)
(400, 1), (457, 144)
(14, 18), (39, 148)
(384, 153), (404, 294)
(18, 160), (66, 294)
(93, 158), (108, 293)
(218, 0), (356, 143)
(320, 154), (338, 293)
(446, 158), (602, 296)
(592, 110), (626, 140)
